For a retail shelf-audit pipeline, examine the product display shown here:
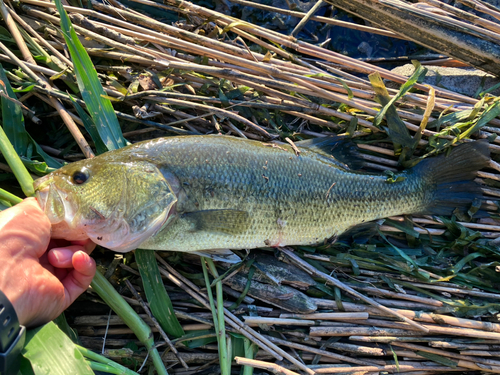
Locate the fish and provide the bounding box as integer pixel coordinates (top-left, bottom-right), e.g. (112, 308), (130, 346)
(33, 135), (490, 253)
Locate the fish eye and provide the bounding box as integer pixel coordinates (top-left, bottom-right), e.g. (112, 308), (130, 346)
(72, 169), (89, 185)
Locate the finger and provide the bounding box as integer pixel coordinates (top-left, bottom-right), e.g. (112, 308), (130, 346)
(48, 246), (88, 268)
(62, 251), (96, 309)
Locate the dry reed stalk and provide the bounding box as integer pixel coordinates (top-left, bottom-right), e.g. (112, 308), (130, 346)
(454, 0), (500, 22)
(312, 363), (469, 373)
(282, 249), (430, 332)
(153, 254), (316, 375)
(434, 341), (500, 348)
(420, 0), (500, 34)
(390, 215), (500, 233)
(234, 357), (300, 375)
(311, 296), (500, 333)
(242, 317), (315, 326)
(349, 336), (451, 343)
(0, 3), (93, 158)
(264, 335), (384, 366)
(122, 96), (272, 138)
(182, 324), (212, 331)
(328, 318), (433, 330)
(279, 312), (369, 320)
(323, 0), (500, 75)
(227, 0), (405, 39)
(322, 341), (387, 356)
(20, 0), (500, 145)
(391, 342), (500, 371)
(461, 350), (500, 356)
(0, 54), (64, 78)
(400, 283), (500, 300)
(313, 322), (500, 340)
(124, 279), (188, 369)
(21, 6), (157, 60)
(369, 299), (440, 311)
(164, 0), (480, 103)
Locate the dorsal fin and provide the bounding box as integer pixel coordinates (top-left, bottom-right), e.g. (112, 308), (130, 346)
(296, 136), (364, 170)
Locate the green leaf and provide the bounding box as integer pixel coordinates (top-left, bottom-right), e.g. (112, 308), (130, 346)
(0, 66), (62, 171)
(21, 322), (94, 375)
(53, 313), (79, 344)
(0, 119), (34, 197)
(202, 258), (230, 375)
(450, 252), (484, 274)
(68, 97), (108, 155)
(0, 187), (22, 205)
(383, 218), (420, 238)
(460, 99), (500, 140)
(416, 351), (458, 367)
(0, 70), (28, 154)
(77, 345), (139, 375)
(373, 61), (427, 129)
(378, 230), (424, 277)
(178, 330), (218, 349)
(369, 67), (422, 149)
(228, 262), (255, 311)
(54, 0), (127, 151)
(135, 249), (184, 338)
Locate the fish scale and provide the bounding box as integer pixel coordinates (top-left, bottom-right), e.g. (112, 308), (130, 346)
(34, 135), (490, 253)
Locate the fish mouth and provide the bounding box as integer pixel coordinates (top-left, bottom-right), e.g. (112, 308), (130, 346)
(34, 175), (90, 241)
(34, 175), (52, 215)
(33, 175), (67, 224)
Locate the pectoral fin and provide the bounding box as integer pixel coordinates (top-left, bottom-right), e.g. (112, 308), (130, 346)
(183, 209), (250, 235)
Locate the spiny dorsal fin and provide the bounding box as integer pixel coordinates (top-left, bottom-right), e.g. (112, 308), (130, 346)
(295, 136), (364, 170)
(182, 209), (250, 235)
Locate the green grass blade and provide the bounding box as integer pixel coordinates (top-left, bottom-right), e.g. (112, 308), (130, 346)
(0, 187), (22, 204)
(54, 0), (127, 151)
(0, 120), (33, 196)
(69, 96), (108, 155)
(135, 249), (184, 338)
(0, 66), (61, 170)
(369, 72), (413, 149)
(204, 258), (230, 375)
(372, 61), (426, 128)
(0, 70), (28, 154)
(242, 338), (256, 375)
(77, 345), (139, 375)
(90, 270), (168, 375)
(21, 322), (94, 375)
(460, 99), (500, 140)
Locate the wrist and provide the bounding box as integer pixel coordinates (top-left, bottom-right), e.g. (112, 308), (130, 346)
(0, 257), (26, 327)
(0, 289), (26, 375)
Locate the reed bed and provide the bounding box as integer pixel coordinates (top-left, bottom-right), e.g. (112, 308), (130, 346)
(0, 0), (499, 373)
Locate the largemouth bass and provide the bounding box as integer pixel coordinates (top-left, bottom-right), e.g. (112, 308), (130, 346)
(33, 136), (490, 253)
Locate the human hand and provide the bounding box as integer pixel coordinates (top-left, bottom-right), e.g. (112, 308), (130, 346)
(0, 198), (96, 327)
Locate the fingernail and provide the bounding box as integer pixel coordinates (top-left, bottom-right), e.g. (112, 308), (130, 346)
(52, 248), (73, 263)
(75, 250), (88, 261)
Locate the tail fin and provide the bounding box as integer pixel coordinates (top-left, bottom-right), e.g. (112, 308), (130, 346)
(414, 141), (490, 216)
